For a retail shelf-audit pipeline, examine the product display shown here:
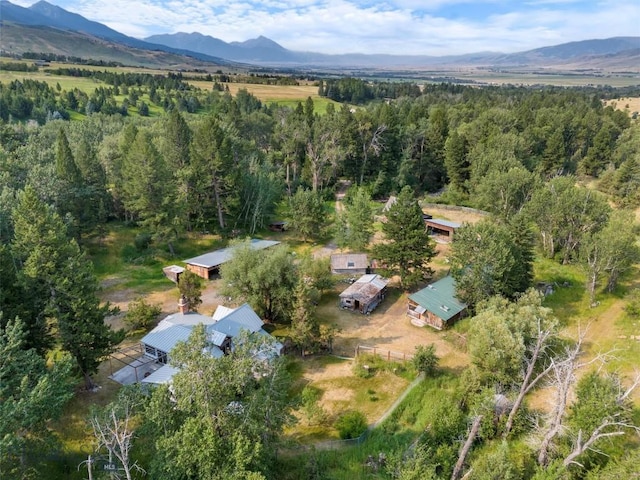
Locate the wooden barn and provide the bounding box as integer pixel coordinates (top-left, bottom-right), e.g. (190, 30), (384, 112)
(184, 239), (280, 280)
(339, 274), (388, 314)
(407, 275), (467, 330)
(425, 218), (461, 242)
(330, 253), (370, 275)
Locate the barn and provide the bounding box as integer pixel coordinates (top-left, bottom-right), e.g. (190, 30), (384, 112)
(407, 275), (467, 330)
(330, 253), (370, 275)
(425, 218), (461, 242)
(339, 274), (388, 314)
(184, 239), (280, 280)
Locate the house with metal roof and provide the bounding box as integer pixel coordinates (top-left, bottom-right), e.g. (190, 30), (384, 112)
(140, 303), (282, 385)
(407, 275), (467, 330)
(330, 253), (370, 275)
(339, 274), (389, 314)
(184, 239), (280, 279)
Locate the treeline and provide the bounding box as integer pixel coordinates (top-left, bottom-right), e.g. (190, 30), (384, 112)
(21, 51), (124, 66)
(1, 82), (637, 240)
(0, 69), (214, 121)
(319, 77), (422, 103)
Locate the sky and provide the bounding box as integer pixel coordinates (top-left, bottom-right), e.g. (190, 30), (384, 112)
(13, 0), (640, 55)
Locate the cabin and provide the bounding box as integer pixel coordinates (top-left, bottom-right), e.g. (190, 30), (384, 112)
(425, 218), (461, 242)
(339, 274), (388, 314)
(330, 253), (370, 275)
(407, 275), (467, 330)
(184, 239), (280, 279)
(162, 265), (184, 283)
(140, 299), (282, 385)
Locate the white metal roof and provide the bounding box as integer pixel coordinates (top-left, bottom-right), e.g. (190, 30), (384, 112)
(212, 305), (235, 321)
(426, 218), (461, 229)
(141, 365), (180, 385)
(210, 303), (264, 338)
(140, 323), (192, 354)
(184, 239), (281, 268)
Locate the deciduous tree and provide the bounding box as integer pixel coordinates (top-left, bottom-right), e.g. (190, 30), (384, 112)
(221, 241), (298, 322)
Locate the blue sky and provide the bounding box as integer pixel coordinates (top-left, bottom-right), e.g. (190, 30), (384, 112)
(14, 0), (640, 55)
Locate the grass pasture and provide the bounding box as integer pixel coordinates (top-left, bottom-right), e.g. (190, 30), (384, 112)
(0, 69), (107, 93)
(286, 355), (414, 443)
(275, 373), (461, 480)
(188, 80), (339, 113)
(603, 96), (640, 116)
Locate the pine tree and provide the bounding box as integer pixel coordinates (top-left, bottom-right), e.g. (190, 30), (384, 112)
(373, 186), (434, 289)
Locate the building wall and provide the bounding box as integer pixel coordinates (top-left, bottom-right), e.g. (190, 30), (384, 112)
(186, 264), (213, 280)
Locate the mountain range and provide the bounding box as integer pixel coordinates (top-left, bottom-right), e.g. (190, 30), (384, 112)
(1, 0), (639, 71)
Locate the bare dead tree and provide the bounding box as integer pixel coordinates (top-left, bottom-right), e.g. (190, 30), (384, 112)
(358, 122), (387, 185)
(451, 415), (483, 480)
(536, 329), (586, 467)
(504, 319), (556, 437)
(90, 394), (145, 480)
(562, 372), (640, 468)
(536, 326), (612, 467)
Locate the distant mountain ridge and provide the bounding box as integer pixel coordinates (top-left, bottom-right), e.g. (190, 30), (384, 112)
(146, 31), (640, 68)
(0, 0), (233, 66)
(1, 0), (639, 70)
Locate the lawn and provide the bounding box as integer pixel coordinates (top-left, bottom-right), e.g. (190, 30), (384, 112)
(275, 373), (461, 480)
(285, 355), (414, 443)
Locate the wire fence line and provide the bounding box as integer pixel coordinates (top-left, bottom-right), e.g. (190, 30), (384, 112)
(355, 344), (414, 362)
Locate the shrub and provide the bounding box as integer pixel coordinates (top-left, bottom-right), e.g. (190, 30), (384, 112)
(413, 344), (439, 376)
(134, 233), (153, 251)
(124, 296), (162, 330)
(301, 385), (327, 426)
(335, 410), (368, 439)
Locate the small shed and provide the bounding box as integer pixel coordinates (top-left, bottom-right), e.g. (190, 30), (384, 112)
(425, 218), (461, 242)
(330, 253), (370, 275)
(407, 275), (467, 330)
(268, 221), (287, 232)
(184, 239), (280, 280)
(162, 265), (184, 283)
(339, 274), (388, 314)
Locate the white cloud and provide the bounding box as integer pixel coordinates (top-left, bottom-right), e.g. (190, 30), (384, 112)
(8, 0), (640, 55)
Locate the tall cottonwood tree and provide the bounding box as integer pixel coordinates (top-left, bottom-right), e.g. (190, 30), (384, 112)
(450, 219), (533, 308)
(526, 176), (610, 264)
(145, 326), (293, 479)
(221, 241), (298, 323)
(373, 185), (434, 289)
(580, 210), (640, 302)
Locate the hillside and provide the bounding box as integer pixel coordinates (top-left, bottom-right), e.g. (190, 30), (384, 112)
(0, 23), (229, 69)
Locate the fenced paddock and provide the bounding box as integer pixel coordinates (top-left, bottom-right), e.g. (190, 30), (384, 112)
(355, 345), (414, 362)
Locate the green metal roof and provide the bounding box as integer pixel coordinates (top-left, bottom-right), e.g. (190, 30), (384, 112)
(408, 275), (467, 322)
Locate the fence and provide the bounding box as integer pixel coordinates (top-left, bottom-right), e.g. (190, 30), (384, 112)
(355, 345), (414, 362)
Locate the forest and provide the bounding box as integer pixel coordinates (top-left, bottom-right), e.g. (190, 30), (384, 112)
(2, 68), (640, 479)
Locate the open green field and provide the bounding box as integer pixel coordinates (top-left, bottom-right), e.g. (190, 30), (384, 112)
(0, 69), (108, 93)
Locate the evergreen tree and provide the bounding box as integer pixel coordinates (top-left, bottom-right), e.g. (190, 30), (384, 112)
(288, 188), (326, 242)
(373, 186), (434, 289)
(290, 278), (320, 356)
(0, 317), (75, 478)
(178, 269), (203, 312)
